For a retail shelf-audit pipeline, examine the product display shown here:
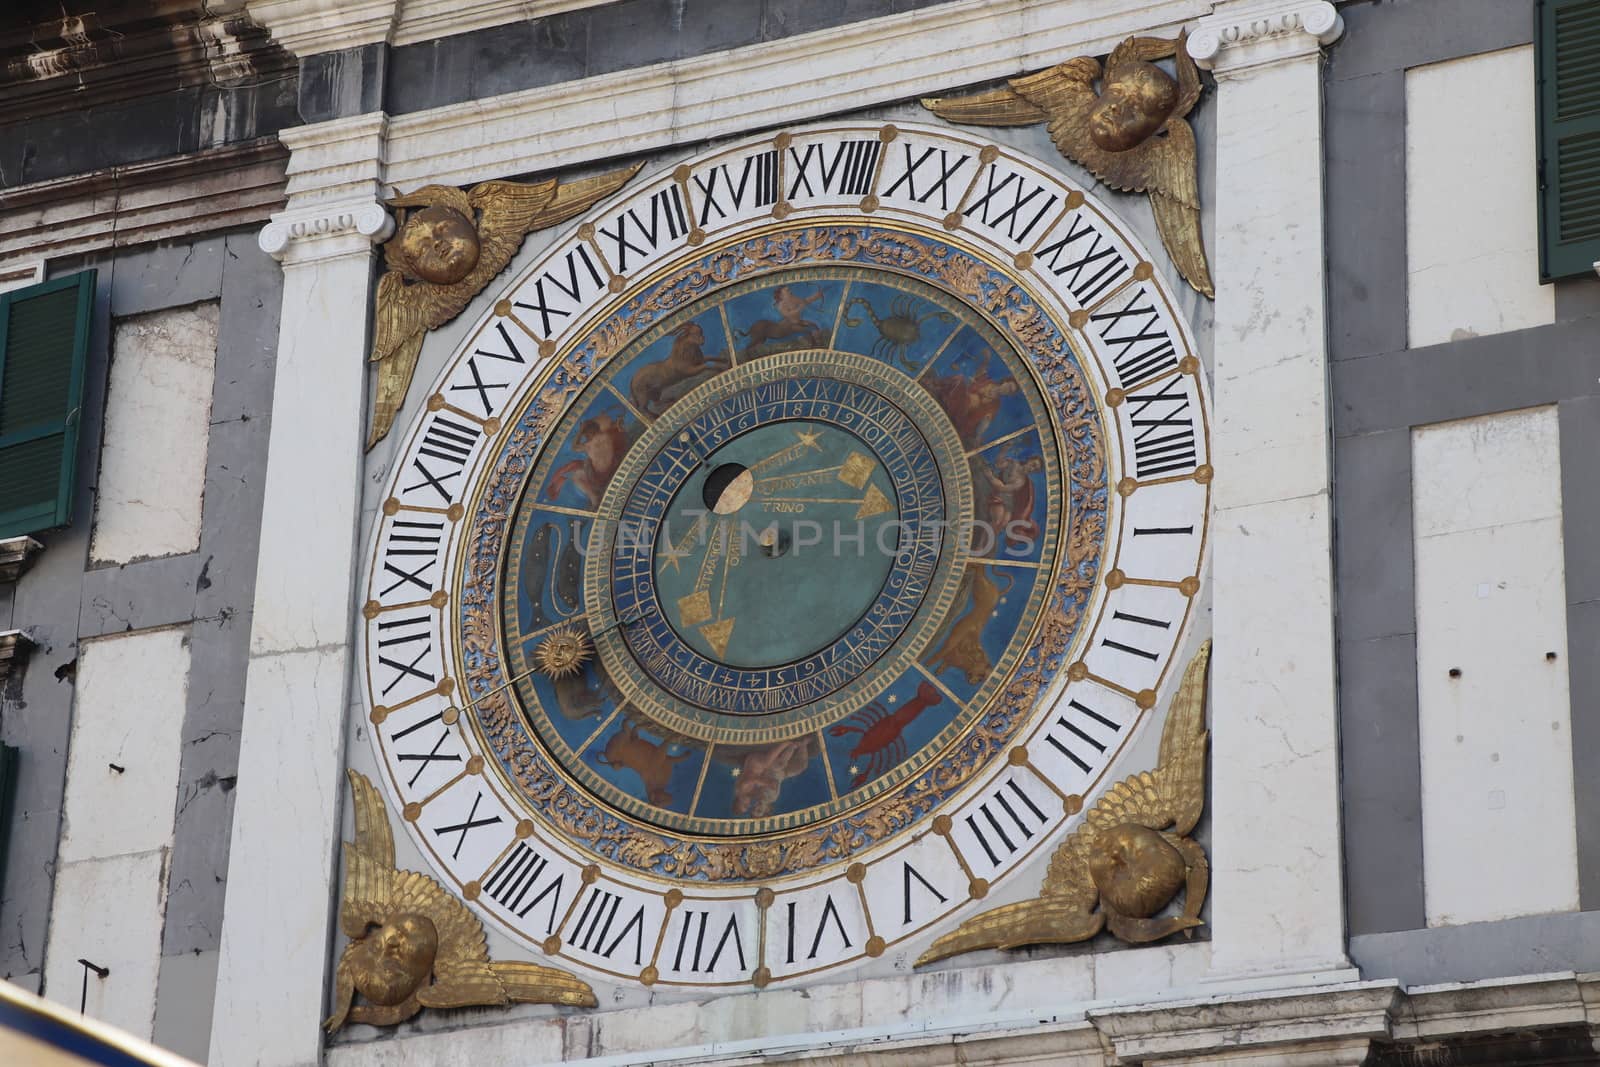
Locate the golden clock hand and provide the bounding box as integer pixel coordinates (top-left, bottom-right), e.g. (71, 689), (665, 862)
(716, 519), (743, 619)
(747, 426), (825, 475)
(659, 512), (708, 574)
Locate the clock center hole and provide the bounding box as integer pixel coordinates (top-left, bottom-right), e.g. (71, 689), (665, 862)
(704, 462), (754, 515)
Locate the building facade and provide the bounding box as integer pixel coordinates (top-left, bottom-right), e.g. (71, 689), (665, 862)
(0, 1), (1596, 1064)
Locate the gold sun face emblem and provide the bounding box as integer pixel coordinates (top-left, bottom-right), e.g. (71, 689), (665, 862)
(535, 627), (593, 679)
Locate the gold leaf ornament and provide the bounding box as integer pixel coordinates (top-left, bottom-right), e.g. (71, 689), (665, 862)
(326, 770), (597, 1031)
(366, 163), (644, 450)
(923, 32), (1214, 299)
(915, 642), (1211, 966)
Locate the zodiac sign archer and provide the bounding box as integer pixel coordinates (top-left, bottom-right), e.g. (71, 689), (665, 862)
(842, 295), (955, 372)
(829, 681), (943, 789)
(736, 285), (827, 356)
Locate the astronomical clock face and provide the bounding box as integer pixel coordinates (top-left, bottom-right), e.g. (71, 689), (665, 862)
(360, 123), (1210, 990)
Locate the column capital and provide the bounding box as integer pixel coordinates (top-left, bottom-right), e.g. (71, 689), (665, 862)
(1190, 0), (1343, 75)
(259, 112), (393, 264)
(257, 199), (393, 263)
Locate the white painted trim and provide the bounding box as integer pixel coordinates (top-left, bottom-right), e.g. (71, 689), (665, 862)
(377, 0), (1213, 190)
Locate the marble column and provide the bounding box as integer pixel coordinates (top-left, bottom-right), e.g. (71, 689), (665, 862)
(1187, 1), (1354, 982)
(209, 115), (392, 1067)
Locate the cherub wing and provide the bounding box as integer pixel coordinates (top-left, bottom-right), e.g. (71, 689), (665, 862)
(1143, 119), (1213, 297)
(339, 769), (399, 938)
(467, 164), (644, 286)
(412, 869), (598, 1010)
(914, 820), (1104, 966)
(1076, 642), (1210, 839)
(323, 940), (360, 1033)
(1153, 640), (1210, 836)
(368, 271), (436, 449)
(488, 961), (598, 1009)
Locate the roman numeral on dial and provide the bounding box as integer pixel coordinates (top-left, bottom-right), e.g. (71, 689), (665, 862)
(1036, 213), (1130, 304)
(786, 139), (881, 199)
(1092, 286), (1178, 387)
(378, 518), (444, 599)
(691, 150), (779, 225)
(880, 142), (973, 210)
(669, 909), (748, 975)
(375, 613), (436, 697)
(403, 414), (481, 505)
(568, 887), (649, 966)
(1125, 377), (1198, 479)
(961, 776), (1049, 868)
(597, 186), (690, 273)
(963, 164), (1058, 244)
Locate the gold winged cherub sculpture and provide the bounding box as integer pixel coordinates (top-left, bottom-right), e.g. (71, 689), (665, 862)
(923, 32), (1213, 299)
(916, 642), (1210, 965)
(367, 163), (643, 449)
(325, 770), (597, 1031)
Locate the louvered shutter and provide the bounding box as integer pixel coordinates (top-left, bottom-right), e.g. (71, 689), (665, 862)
(1538, 0), (1600, 280)
(0, 271), (95, 539)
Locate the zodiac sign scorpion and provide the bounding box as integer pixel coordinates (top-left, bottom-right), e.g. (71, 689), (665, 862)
(830, 681), (943, 789)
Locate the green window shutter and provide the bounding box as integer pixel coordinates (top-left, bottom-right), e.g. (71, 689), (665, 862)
(1538, 0), (1600, 281)
(0, 270), (96, 539)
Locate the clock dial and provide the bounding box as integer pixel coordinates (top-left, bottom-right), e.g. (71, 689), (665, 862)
(498, 266), (1062, 839)
(361, 123), (1210, 989)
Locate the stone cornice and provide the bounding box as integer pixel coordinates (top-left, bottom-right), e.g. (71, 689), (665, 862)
(243, 0), (616, 55)
(0, 8), (294, 123)
(377, 0), (1212, 191)
(1090, 981), (1401, 1062)
(1189, 0), (1343, 74)
(0, 138), (287, 266)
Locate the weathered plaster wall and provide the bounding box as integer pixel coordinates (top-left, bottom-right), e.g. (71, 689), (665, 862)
(0, 232), (281, 1062)
(1328, 0), (1600, 981)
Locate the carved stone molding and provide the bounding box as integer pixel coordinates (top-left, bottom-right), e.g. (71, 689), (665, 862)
(0, 138), (287, 267)
(0, 630), (34, 682)
(245, 0), (616, 54)
(1189, 0), (1343, 74)
(257, 201), (392, 264)
(0, 538), (43, 585)
(258, 113), (394, 265)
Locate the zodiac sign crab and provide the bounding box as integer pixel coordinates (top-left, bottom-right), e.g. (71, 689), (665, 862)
(842, 295), (955, 372)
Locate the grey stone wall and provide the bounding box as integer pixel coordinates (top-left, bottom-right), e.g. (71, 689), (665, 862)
(1327, 0), (1600, 983)
(0, 232), (281, 1061)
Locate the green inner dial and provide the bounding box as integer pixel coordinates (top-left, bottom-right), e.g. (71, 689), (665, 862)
(653, 421), (901, 669)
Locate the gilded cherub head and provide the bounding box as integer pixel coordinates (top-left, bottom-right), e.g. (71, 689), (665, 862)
(343, 913), (439, 1008)
(1089, 56), (1180, 151)
(396, 204), (482, 285)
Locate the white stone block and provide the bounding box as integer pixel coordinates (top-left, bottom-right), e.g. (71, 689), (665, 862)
(211, 647), (353, 1067)
(59, 627), (190, 863)
(91, 303), (218, 565)
(41, 850), (168, 1041)
(1209, 493), (1344, 975)
(1406, 47), (1553, 348)
(1210, 54), (1331, 512)
(1413, 407), (1577, 927)
(1413, 405), (1565, 536)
